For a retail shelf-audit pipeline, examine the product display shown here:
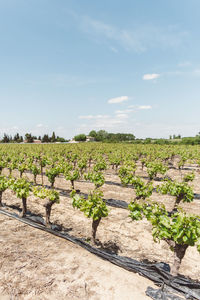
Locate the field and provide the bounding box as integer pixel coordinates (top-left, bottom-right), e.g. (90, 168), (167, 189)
(0, 143), (200, 299)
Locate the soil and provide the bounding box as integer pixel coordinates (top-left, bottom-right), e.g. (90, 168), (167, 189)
(0, 214), (155, 300)
(0, 162), (200, 299)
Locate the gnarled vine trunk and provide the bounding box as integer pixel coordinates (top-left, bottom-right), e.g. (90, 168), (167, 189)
(21, 197), (27, 217)
(0, 191), (2, 206)
(41, 166), (44, 186)
(166, 240), (188, 276)
(51, 181), (54, 188)
(92, 218), (101, 244)
(44, 200), (55, 228)
(71, 180), (74, 190)
(174, 194), (183, 210)
(171, 244), (188, 276)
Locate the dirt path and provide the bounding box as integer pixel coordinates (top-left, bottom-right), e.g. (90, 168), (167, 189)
(0, 214), (156, 300)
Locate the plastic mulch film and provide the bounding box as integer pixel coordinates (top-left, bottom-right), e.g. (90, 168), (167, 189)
(0, 209), (200, 299)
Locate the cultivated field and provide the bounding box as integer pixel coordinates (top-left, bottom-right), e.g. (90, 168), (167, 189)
(0, 143), (200, 299)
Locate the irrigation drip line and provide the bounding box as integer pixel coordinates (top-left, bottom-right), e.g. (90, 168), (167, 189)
(0, 208), (200, 300)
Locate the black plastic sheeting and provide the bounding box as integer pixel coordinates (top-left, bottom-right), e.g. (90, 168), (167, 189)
(146, 286), (185, 300)
(0, 209), (200, 299)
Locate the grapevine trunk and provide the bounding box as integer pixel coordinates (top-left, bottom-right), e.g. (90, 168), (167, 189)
(21, 197), (27, 217)
(71, 180), (74, 190)
(171, 244), (188, 276)
(44, 201), (55, 228)
(0, 191), (2, 206)
(92, 218), (101, 244)
(41, 166), (44, 186)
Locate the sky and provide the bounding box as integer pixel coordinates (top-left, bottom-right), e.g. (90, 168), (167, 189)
(0, 0), (200, 139)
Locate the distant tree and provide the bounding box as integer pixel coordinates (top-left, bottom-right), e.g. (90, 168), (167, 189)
(25, 133), (34, 143)
(74, 134), (86, 142)
(13, 133), (23, 143)
(144, 138), (152, 144)
(89, 130), (97, 138)
(56, 136), (66, 142)
(173, 134), (181, 139)
(2, 133), (10, 143)
(42, 134), (50, 143)
(96, 130), (108, 141)
(51, 131), (56, 143)
(13, 133), (20, 142)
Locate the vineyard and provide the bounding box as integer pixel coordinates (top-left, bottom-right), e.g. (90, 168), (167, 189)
(0, 143), (200, 298)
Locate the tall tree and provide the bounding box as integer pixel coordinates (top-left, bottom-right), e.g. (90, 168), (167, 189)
(51, 131), (56, 142)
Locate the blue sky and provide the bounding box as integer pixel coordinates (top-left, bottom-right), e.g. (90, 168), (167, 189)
(0, 0), (200, 139)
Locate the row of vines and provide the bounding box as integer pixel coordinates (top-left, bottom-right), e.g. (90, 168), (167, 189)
(0, 143), (200, 277)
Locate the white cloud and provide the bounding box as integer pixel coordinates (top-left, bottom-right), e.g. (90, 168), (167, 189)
(79, 114), (110, 119)
(79, 15), (188, 53)
(115, 108), (134, 114)
(115, 113), (129, 119)
(143, 74), (160, 80)
(93, 118), (127, 129)
(128, 105), (152, 110)
(108, 96), (129, 104)
(138, 105), (152, 110)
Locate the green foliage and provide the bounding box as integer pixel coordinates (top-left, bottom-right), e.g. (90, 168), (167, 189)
(134, 181), (153, 200)
(61, 162), (73, 174)
(30, 164), (40, 176)
(46, 166), (61, 186)
(149, 207), (200, 249)
(0, 158), (6, 173)
(33, 186), (60, 203)
(78, 159), (87, 174)
(0, 175), (9, 192)
(128, 201), (200, 251)
(74, 134), (86, 142)
(109, 155), (121, 169)
(39, 156), (50, 168)
(25, 133), (34, 143)
(10, 178), (32, 199)
(64, 169), (80, 182)
(18, 162), (27, 176)
(183, 172), (195, 182)
(93, 160), (107, 172)
(84, 171), (105, 188)
(71, 189), (109, 221)
(118, 165), (136, 186)
(89, 130), (97, 138)
(128, 201), (144, 221)
(146, 161), (168, 180)
(158, 179), (194, 205)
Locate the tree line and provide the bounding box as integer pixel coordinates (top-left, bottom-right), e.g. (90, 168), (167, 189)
(74, 130), (135, 142)
(0, 132), (67, 143)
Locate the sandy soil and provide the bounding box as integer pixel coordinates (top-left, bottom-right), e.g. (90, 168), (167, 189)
(0, 214), (155, 300)
(0, 162), (200, 299)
